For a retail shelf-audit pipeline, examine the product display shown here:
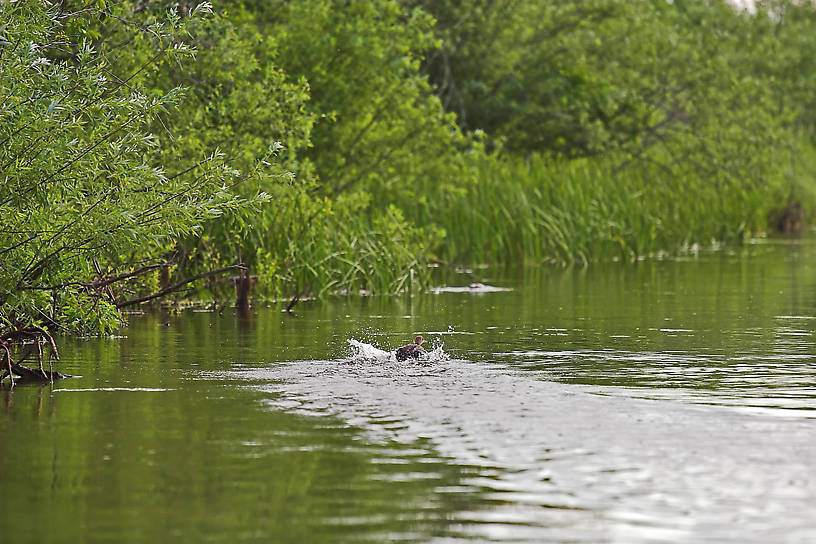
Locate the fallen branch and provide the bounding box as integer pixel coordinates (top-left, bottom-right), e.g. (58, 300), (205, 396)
(2, 362), (70, 384)
(0, 325), (63, 385)
(116, 265), (247, 308)
(285, 283), (312, 313)
(285, 292), (301, 313)
(21, 262), (173, 292)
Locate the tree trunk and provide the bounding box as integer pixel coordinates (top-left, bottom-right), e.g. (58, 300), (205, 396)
(235, 265), (253, 309)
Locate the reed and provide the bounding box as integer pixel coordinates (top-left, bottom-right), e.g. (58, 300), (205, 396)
(386, 149), (795, 267)
(244, 139), (812, 300)
(248, 196), (436, 299)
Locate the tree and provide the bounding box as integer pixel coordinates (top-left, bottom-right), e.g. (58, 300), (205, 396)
(110, 0), (460, 301)
(0, 2), (264, 382)
(418, 1), (784, 169)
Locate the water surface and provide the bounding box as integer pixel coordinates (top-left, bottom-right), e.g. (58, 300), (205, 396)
(2, 238), (815, 543)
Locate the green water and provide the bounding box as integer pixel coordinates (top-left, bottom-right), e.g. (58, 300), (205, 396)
(2, 239), (815, 543)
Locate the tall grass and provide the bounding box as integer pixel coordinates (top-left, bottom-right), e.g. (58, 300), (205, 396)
(248, 196), (436, 299)
(204, 141), (809, 302)
(386, 149), (796, 266)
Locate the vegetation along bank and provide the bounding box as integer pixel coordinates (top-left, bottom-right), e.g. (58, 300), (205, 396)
(2, 0), (816, 373)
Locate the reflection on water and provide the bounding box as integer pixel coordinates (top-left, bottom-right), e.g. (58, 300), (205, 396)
(1, 238), (816, 543)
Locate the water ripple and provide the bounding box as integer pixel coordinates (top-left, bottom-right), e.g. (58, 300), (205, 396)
(202, 345), (816, 543)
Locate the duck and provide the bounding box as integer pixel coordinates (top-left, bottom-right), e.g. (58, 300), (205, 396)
(395, 335), (426, 361)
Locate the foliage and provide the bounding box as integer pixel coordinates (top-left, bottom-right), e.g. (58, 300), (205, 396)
(99, 0), (463, 299)
(5, 0), (816, 351)
(398, 0), (816, 261)
(416, 0), (789, 182)
(0, 2), (259, 337)
(751, 1), (816, 135)
(408, 150), (790, 266)
(265, 0), (466, 197)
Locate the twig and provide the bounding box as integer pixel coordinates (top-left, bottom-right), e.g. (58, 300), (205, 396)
(36, 340), (44, 377)
(285, 292), (301, 313)
(285, 283), (312, 314)
(22, 262), (173, 292)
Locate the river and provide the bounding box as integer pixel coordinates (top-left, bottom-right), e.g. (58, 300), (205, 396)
(2, 238), (815, 543)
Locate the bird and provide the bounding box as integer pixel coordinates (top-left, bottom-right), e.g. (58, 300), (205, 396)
(395, 335), (426, 361)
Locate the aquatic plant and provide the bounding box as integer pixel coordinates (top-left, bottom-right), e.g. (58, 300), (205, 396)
(388, 149), (792, 266)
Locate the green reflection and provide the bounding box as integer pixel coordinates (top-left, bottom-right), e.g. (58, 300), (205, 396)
(0, 339), (479, 543)
(2, 238), (816, 543)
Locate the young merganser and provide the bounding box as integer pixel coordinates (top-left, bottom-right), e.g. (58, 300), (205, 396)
(395, 335), (426, 361)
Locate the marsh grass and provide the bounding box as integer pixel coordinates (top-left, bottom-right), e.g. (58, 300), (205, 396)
(202, 143), (813, 302)
(394, 149), (799, 266)
(248, 198), (436, 299)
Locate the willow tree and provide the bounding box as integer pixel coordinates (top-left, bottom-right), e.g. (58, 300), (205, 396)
(0, 2), (266, 383)
(117, 0), (460, 302)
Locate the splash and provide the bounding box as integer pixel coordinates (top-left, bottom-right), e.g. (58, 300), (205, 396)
(346, 338), (449, 363)
(346, 338), (391, 361)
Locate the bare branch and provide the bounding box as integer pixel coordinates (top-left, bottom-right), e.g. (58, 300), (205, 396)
(117, 265), (247, 308)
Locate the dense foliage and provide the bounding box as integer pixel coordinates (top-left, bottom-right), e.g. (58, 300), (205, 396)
(3, 0), (816, 355)
(0, 2), (260, 340)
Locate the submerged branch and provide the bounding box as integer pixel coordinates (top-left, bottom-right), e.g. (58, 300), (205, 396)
(0, 325), (63, 385)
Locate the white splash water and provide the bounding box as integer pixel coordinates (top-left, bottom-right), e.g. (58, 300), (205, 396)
(346, 338), (449, 363)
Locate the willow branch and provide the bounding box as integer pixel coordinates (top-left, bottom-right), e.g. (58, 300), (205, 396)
(116, 265), (247, 308)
